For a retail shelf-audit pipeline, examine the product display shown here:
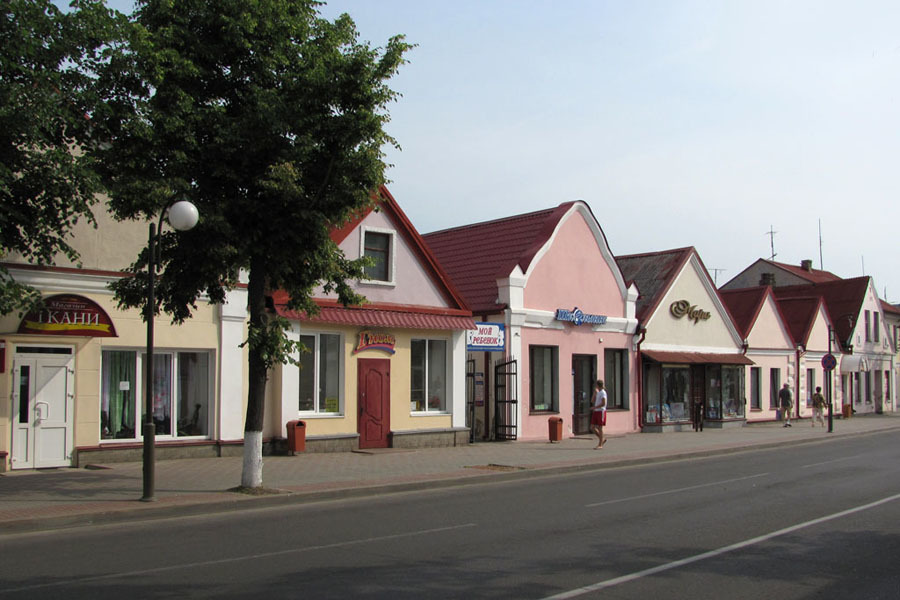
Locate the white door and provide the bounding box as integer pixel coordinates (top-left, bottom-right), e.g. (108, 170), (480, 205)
(11, 349), (75, 469)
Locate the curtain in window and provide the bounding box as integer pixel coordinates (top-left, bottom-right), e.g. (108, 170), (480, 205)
(101, 351), (136, 439)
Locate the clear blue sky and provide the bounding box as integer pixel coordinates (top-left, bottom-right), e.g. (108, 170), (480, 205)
(105, 1), (900, 301)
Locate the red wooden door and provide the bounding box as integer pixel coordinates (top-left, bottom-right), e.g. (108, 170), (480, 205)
(358, 359), (391, 449)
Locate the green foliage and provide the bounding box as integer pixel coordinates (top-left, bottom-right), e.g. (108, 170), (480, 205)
(0, 0), (124, 315)
(92, 0), (411, 434)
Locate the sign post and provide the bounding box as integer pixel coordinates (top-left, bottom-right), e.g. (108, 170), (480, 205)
(822, 351), (837, 433)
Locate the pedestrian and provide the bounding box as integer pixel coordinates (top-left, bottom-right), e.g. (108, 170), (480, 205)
(591, 380), (607, 449)
(779, 382), (794, 427)
(693, 398), (704, 432)
(812, 386), (827, 427)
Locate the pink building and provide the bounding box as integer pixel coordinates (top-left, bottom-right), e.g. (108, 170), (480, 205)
(424, 202), (639, 441)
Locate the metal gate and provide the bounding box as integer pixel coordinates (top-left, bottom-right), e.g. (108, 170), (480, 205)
(465, 359), (476, 443)
(494, 358), (518, 440)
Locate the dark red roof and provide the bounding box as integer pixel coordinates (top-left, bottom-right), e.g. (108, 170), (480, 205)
(775, 296), (825, 347)
(422, 203), (578, 314)
(719, 286), (770, 339)
(765, 259), (841, 284)
(882, 300), (900, 316)
(772, 276), (871, 351)
(273, 297), (476, 331)
(615, 247), (695, 322)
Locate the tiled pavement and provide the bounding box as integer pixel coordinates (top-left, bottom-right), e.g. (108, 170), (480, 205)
(1, 413), (898, 534)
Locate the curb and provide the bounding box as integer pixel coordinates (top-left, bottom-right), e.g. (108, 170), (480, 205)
(2, 424), (896, 536)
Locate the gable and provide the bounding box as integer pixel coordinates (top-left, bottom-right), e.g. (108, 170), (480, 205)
(746, 295), (794, 349)
(522, 205), (627, 316)
(643, 257), (742, 351)
(806, 305), (832, 353)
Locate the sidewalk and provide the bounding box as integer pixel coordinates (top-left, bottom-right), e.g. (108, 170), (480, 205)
(2, 414), (898, 535)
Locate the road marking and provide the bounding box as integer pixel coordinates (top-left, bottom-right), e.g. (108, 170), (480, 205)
(585, 473), (769, 507)
(0, 523), (477, 594)
(544, 491), (900, 599)
(801, 455), (860, 468)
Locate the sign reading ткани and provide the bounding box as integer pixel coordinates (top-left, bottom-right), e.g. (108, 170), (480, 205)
(555, 307), (607, 326)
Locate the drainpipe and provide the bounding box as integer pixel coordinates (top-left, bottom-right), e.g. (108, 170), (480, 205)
(635, 325), (647, 429)
(795, 344), (805, 420)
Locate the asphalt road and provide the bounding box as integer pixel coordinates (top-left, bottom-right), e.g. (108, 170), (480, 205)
(2, 431), (899, 599)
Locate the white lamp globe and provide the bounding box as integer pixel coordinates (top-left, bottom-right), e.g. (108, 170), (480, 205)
(167, 200), (200, 231)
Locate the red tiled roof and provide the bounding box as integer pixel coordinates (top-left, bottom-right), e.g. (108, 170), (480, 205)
(774, 296), (825, 347)
(615, 247), (695, 322)
(765, 259), (841, 284)
(423, 203), (577, 314)
(772, 276), (870, 351)
(272, 294), (476, 330)
(882, 300), (900, 316)
(719, 286), (769, 339)
(641, 350), (754, 365)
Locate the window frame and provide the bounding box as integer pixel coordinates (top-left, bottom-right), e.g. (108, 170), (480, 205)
(100, 348), (214, 442)
(410, 338), (450, 414)
(360, 226), (396, 286)
(603, 348), (628, 410)
(298, 332), (344, 416)
(529, 345), (559, 413)
(750, 367), (761, 410)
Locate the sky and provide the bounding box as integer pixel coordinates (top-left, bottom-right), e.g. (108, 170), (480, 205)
(106, 1), (900, 301)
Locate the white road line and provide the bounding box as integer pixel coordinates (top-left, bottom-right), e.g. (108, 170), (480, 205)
(0, 523), (477, 594)
(585, 473), (769, 508)
(544, 492), (900, 600)
(801, 455), (860, 468)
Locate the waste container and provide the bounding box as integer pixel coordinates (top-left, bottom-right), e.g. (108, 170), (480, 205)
(548, 416), (563, 443)
(842, 405), (852, 419)
(286, 420), (306, 454)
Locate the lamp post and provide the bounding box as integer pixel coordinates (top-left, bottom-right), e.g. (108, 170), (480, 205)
(142, 199), (199, 502)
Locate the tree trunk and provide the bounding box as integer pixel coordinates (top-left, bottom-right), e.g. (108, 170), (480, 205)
(241, 257), (269, 488)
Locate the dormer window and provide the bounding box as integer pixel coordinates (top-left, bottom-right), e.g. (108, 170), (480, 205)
(361, 227), (395, 285)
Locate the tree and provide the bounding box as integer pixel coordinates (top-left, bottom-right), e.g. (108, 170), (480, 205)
(92, 0), (411, 488)
(0, 0), (122, 315)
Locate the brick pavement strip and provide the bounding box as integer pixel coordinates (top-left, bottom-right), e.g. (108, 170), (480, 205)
(1, 415), (898, 535)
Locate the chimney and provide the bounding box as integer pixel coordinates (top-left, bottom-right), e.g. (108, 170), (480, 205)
(801, 259), (813, 272)
(759, 272), (776, 287)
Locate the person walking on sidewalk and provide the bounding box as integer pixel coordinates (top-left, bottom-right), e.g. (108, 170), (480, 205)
(812, 386), (827, 427)
(779, 382), (794, 427)
(591, 380), (607, 449)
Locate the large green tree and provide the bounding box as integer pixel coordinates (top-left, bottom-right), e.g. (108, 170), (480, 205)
(0, 0), (122, 314)
(92, 0), (411, 487)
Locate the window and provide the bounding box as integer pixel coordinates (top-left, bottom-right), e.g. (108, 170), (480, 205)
(873, 312), (880, 343)
(806, 368), (815, 407)
(411, 339), (448, 412)
(299, 333), (342, 414)
(750, 367), (761, 410)
(720, 365), (744, 418)
(604, 349), (627, 409)
(101, 350), (211, 440)
(769, 368), (781, 409)
(662, 366), (690, 422)
(363, 230), (392, 282)
(864, 310), (871, 341)
(530, 345), (559, 412)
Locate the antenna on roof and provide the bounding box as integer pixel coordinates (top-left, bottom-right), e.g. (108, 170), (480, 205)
(818, 219), (824, 270)
(861, 256), (866, 276)
(766, 226), (777, 260)
(710, 268), (726, 285)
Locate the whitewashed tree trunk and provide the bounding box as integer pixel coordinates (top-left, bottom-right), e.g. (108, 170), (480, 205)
(241, 430), (263, 488)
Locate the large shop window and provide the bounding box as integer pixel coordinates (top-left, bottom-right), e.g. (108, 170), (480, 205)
(604, 349), (627, 409)
(411, 339), (448, 412)
(530, 345), (559, 412)
(705, 365), (744, 419)
(299, 333), (342, 414)
(101, 350), (211, 440)
(644, 365), (691, 423)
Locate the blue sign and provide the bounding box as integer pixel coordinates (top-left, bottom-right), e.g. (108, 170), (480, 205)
(555, 307), (607, 326)
(821, 353), (837, 371)
(467, 323), (506, 352)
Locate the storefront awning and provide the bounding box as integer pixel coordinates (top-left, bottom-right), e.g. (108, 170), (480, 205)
(641, 350), (754, 365)
(276, 303), (477, 331)
(841, 355), (869, 372)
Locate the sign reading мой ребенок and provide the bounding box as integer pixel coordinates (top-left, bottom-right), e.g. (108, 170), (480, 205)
(467, 323), (505, 352)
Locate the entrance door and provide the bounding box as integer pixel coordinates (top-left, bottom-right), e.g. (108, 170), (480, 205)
(572, 355), (596, 435)
(12, 348), (75, 469)
(358, 358), (390, 449)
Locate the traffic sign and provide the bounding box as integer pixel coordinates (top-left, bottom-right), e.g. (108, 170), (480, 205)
(822, 353), (837, 371)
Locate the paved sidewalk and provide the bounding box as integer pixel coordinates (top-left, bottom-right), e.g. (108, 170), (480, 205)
(1, 414), (898, 535)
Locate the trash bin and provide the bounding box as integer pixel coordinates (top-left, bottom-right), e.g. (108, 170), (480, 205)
(548, 416), (563, 443)
(842, 405), (852, 419)
(286, 420), (306, 454)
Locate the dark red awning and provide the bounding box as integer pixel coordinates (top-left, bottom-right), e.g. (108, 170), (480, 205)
(276, 304), (476, 331)
(641, 350), (754, 365)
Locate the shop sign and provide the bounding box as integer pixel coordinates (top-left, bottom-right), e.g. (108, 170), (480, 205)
(669, 299), (711, 324)
(17, 294), (117, 337)
(354, 330), (396, 354)
(467, 323), (505, 351)
(555, 307), (607, 326)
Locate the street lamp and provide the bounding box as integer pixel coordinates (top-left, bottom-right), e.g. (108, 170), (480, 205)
(142, 199), (199, 502)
